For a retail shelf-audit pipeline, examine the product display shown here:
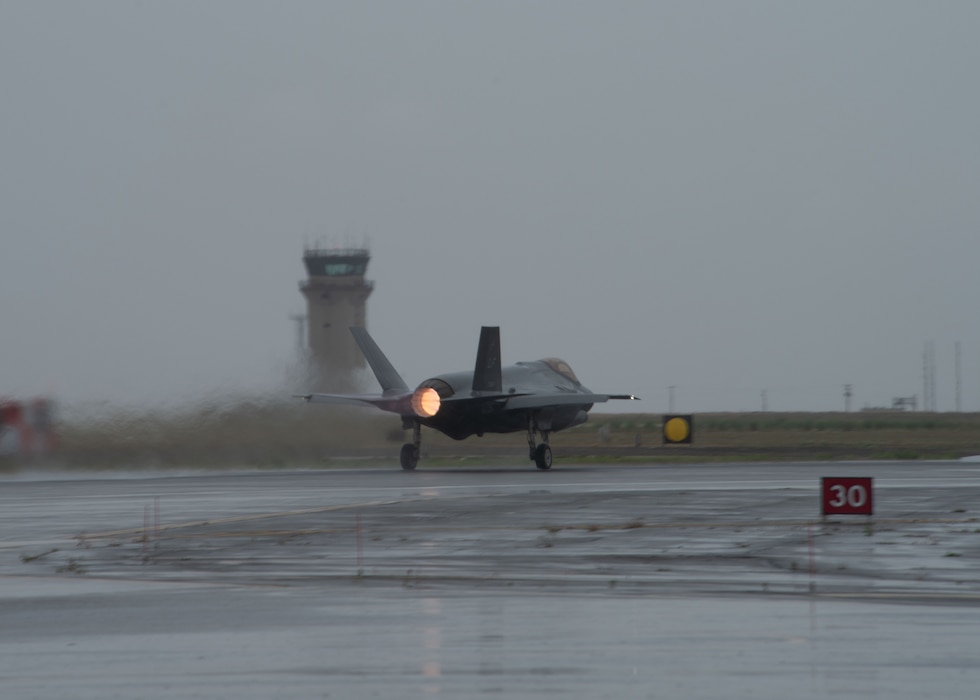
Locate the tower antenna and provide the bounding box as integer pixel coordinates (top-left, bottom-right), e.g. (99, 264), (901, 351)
(955, 340), (962, 412)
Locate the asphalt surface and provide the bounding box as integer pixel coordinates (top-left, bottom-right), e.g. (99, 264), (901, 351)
(3, 461), (980, 698)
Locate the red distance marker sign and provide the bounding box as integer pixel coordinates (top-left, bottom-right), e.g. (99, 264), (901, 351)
(821, 477), (874, 516)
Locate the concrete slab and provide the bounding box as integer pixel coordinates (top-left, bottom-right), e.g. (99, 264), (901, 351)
(3, 462), (980, 698)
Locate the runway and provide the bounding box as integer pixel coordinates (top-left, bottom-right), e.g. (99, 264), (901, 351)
(2, 461), (980, 698)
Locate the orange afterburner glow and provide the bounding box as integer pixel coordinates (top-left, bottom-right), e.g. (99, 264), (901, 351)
(411, 387), (441, 417)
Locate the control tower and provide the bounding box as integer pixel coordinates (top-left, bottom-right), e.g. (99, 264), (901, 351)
(299, 247), (374, 390)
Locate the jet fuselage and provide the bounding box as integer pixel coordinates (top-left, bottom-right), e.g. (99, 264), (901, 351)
(417, 360), (594, 440)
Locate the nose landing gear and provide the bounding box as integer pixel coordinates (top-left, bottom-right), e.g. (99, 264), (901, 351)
(533, 443), (552, 470)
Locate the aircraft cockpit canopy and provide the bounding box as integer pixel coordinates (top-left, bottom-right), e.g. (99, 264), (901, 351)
(541, 358), (581, 386)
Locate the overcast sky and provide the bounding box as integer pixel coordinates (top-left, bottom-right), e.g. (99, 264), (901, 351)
(2, 1), (979, 414)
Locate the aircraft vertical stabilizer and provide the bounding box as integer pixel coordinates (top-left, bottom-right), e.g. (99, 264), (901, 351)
(471, 326), (502, 393)
(349, 327), (409, 394)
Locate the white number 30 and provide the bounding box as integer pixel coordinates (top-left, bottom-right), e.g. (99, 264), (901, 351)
(829, 484), (867, 508)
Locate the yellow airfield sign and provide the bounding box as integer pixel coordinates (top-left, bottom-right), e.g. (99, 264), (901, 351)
(662, 415), (693, 444)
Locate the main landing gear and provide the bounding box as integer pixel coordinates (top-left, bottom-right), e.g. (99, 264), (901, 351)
(400, 418), (554, 471)
(527, 417), (552, 470)
(400, 420), (421, 471)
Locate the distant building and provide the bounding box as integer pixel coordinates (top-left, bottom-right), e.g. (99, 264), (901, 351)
(298, 247), (374, 390)
(0, 398), (57, 456)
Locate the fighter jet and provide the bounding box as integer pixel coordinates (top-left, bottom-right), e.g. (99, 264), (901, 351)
(300, 326), (638, 470)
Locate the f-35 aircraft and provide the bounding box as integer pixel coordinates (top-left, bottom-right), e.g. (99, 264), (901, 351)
(300, 327), (638, 470)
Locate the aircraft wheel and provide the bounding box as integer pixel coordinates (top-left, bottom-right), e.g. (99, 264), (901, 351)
(400, 444), (418, 471)
(534, 444), (552, 470)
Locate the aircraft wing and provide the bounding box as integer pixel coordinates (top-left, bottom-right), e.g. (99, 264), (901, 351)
(297, 392), (414, 413)
(299, 393), (381, 405)
(502, 393), (639, 410)
(300, 390), (638, 413)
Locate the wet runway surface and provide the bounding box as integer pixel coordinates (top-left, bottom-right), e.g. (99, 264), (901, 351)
(3, 461), (980, 698)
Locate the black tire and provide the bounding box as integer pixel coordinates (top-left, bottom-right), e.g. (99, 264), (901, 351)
(399, 444), (418, 471)
(534, 444), (552, 470)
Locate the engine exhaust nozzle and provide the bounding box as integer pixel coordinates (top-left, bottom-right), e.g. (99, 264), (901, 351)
(411, 387), (441, 417)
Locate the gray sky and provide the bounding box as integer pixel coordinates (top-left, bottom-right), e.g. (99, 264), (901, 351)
(2, 1), (979, 414)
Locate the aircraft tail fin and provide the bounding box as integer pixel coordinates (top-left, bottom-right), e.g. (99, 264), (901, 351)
(471, 326), (503, 393)
(349, 327), (409, 394)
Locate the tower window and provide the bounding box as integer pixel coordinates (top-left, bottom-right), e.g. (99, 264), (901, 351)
(323, 262), (366, 276)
